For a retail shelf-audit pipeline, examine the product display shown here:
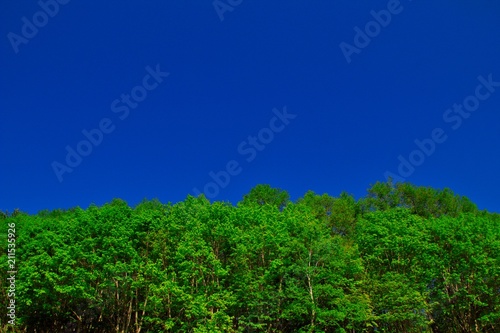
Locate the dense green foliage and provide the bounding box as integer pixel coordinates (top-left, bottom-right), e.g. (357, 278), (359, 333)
(1, 181), (499, 332)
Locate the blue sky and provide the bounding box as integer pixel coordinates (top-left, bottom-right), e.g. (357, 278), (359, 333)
(1, 0), (500, 214)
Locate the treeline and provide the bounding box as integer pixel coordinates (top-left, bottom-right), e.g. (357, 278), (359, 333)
(1, 182), (499, 332)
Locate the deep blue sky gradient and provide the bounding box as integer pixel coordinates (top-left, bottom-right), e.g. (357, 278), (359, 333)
(1, 0), (500, 213)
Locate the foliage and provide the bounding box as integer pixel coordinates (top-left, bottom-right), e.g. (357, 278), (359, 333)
(1, 181), (498, 332)
(239, 184), (290, 210)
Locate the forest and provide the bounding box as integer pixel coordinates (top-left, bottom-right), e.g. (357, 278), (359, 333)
(1, 181), (499, 333)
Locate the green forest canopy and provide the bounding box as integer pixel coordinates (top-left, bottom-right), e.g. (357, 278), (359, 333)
(1, 181), (500, 332)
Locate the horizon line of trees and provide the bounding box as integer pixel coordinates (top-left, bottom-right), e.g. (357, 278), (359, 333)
(1, 181), (499, 332)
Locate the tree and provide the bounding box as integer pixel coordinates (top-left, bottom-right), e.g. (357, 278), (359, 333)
(1, 182), (498, 332)
(297, 191), (359, 236)
(239, 184), (290, 210)
(356, 209), (433, 332)
(363, 180), (478, 218)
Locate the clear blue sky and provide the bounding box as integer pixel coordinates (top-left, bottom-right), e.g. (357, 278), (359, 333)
(1, 0), (500, 214)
